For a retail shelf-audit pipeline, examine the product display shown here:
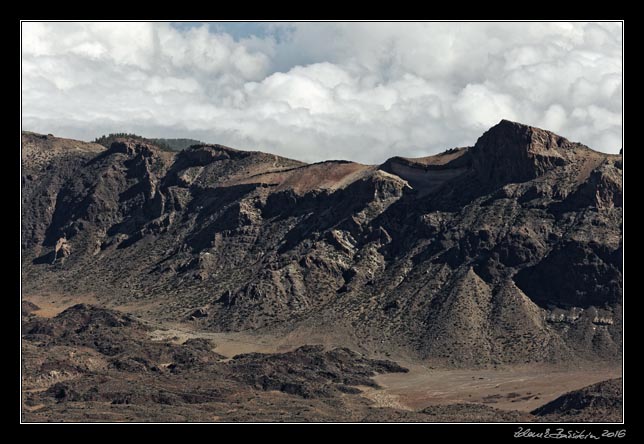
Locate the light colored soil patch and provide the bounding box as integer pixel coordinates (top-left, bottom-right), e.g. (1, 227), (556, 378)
(113, 300), (167, 316)
(146, 319), (363, 357)
(23, 404), (46, 412)
(575, 152), (607, 184)
(148, 324), (298, 357)
(228, 161), (375, 195)
(359, 387), (411, 410)
(403, 148), (468, 166)
(22, 293), (98, 318)
(275, 162), (374, 194)
(368, 362), (621, 412)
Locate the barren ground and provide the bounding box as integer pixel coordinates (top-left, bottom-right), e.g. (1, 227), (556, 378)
(364, 363), (620, 412)
(22, 293), (621, 417)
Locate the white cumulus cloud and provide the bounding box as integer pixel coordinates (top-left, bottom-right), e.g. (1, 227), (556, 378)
(21, 21), (623, 163)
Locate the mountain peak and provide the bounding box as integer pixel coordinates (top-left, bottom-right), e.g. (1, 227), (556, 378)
(496, 118), (529, 128)
(470, 120), (585, 186)
(481, 119), (576, 149)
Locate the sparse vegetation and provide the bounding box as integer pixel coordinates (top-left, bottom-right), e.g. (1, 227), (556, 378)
(93, 133), (203, 152)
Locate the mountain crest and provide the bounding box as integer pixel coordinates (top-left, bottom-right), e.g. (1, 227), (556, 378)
(469, 119), (583, 185)
(377, 121), (600, 196)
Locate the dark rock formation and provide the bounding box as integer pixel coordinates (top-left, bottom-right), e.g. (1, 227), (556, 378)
(532, 378), (623, 422)
(22, 305), (412, 422)
(470, 119), (574, 186)
(229, 345), (408, 398)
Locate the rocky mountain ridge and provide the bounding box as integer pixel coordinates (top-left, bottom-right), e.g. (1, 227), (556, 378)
(21, 120), (623, 367)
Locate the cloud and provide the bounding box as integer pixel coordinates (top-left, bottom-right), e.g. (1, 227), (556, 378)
(21, 22), (623, 163)
(453, 84), (519, 130)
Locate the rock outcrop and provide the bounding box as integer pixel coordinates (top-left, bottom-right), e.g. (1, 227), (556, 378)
(470, 119), (575, 185)
(532, 378), (623, 422)
(52, 237), (71, 263)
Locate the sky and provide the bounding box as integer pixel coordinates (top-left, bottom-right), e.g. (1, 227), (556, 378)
(21, 22), (623, 164)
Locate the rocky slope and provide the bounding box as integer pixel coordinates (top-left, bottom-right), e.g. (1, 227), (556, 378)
(532, 378), (623, 422)
(21, 120), (623, 367)
(22, 305), (410, 422)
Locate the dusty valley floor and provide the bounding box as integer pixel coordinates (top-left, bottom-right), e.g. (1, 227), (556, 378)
(21, 294), (621, 422)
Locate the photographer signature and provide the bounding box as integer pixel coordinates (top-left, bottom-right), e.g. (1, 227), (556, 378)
(515, 427), (626, 439)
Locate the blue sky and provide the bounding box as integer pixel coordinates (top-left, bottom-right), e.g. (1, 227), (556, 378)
(172, 22), (275, 39)
(22, 22), (622, 163)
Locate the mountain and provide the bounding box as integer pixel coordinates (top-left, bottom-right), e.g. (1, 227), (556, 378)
(21, 120), (623, 368)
